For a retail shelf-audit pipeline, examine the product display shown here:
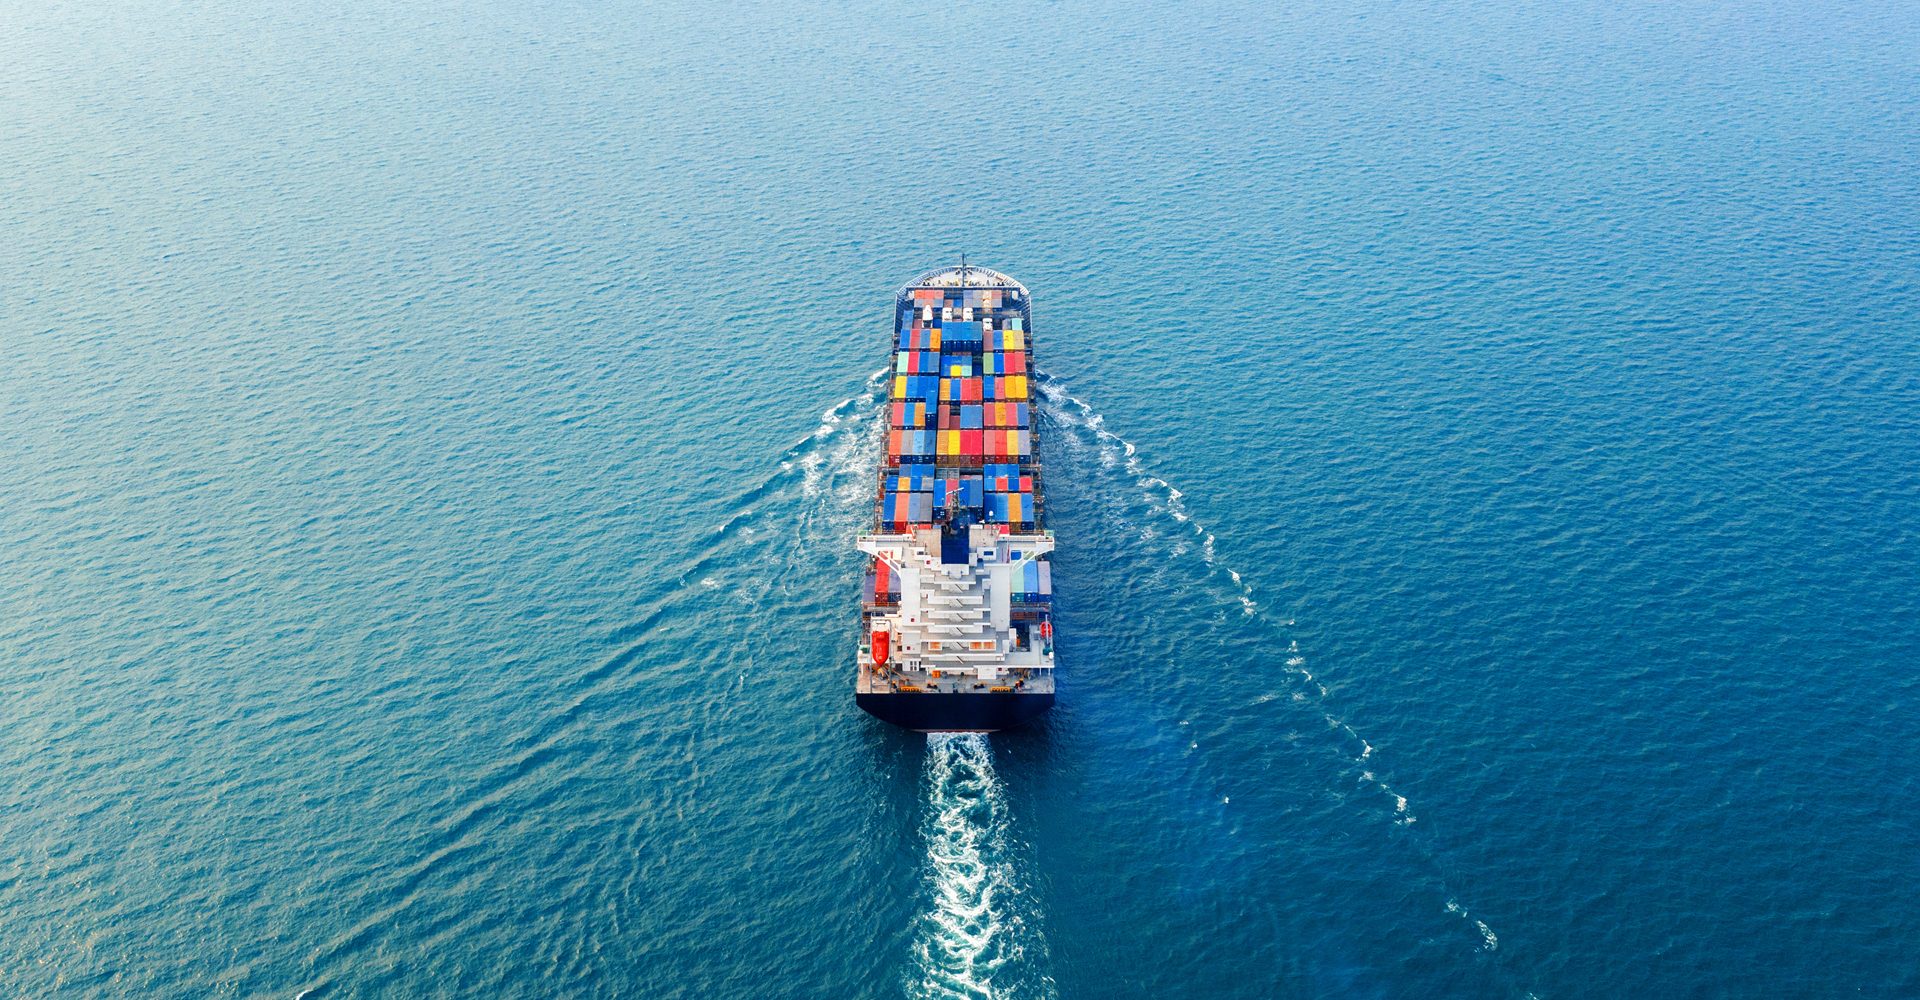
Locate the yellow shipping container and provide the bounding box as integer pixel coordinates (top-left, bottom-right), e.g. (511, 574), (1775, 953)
(1008, 494), (1024, 521)
(1007, 375), (1028, 399)
(893, 375), (908, 398)
(940, 430), (960, 456)
(1004, 329), (1025, 351)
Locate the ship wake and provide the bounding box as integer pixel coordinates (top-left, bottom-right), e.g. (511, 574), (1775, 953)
(909, 735), (1054, 1000)
(1036, 374), (1509, 961)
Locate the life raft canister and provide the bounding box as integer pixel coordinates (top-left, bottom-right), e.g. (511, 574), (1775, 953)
(871, 630), (890, 666)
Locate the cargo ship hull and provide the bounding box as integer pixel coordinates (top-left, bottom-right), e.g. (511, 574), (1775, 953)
(856, 691), (1054, 733)
(855, 265), (1057, 732)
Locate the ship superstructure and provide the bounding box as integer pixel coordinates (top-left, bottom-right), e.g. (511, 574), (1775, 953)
(856, 265), (1055, 732)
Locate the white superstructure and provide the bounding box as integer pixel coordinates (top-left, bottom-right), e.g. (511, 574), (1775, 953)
(857, 522), (1055, 693)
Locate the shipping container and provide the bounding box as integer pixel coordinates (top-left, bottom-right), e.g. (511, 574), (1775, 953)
(980, 374), (1028, 400)
(875, 260), (1053, 687)
(984, 401), (1028, 429)
(890, 401), (934, 429)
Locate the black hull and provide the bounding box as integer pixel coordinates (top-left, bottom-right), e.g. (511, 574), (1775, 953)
(857, 691), (1054, 732)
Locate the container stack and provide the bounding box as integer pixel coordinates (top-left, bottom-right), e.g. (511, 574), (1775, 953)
(881, 284), (1041, 534)
(1010, 559), (1053, 605)
(865, 557), (900, 607)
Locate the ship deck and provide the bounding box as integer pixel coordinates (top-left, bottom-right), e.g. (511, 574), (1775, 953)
(856, 660), (1054, 696)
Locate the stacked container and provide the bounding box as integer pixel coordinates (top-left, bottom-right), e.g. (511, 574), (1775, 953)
(1010, 560), (1053, 604)
(866, 557), (900, 606)
(877, 274), (1044, 534)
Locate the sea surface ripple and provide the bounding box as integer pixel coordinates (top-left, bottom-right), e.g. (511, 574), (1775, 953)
(4, 0), (1919, 996)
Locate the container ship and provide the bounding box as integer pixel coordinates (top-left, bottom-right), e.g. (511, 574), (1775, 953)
(856, 264), (1056, 732)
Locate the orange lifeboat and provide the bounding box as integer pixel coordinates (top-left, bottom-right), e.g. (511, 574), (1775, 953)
(871, 629), (890, 666)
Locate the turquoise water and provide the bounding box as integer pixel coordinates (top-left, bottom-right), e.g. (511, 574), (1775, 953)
(5, 0), (1919, 995)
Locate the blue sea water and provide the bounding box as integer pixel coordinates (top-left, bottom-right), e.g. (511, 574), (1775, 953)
(4, 0), (1919, 995)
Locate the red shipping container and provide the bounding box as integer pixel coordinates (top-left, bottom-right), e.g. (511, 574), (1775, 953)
(962, 378), (982, 403)
(888, 429), (904, 456)
(961, 429), (984, 456)
(875, 558), (892, 594)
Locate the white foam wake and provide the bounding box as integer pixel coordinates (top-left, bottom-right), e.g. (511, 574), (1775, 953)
(909, 735), (1052, 1000)
(1037, 382), (1256, 616)
(790, 367), (889, 502)
(1037, 376), (1503, 954)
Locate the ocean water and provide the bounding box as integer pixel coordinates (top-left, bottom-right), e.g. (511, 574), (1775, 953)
(4, 0), (1918, 995)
